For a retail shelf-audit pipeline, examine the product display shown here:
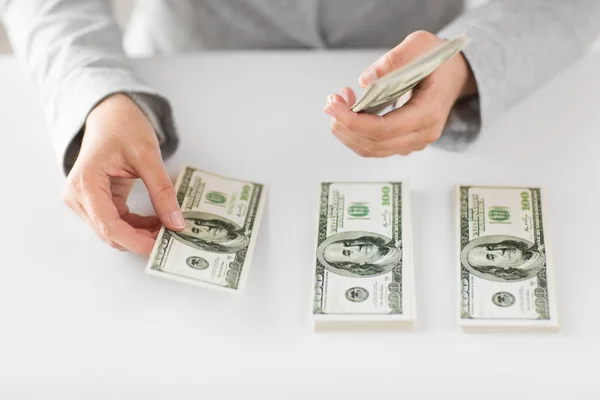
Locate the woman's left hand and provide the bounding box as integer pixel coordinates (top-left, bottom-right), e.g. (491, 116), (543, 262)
(324, 30), (476, 157)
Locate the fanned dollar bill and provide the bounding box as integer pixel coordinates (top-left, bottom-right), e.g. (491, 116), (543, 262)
(352, 35), (470, 114)
(146, 166), (267, 294)
(312, 182), (415, 331)
(455, 185), (558, 331)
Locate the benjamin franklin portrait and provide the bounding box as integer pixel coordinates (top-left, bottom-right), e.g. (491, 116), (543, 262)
(316, 231), (402, 278)
(171, 211), (249, 253)
(461, 234), (545, 282)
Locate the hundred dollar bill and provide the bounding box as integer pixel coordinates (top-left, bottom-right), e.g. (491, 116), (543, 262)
(146, 166), (267, 294)
(352, 35), (469, 114)
(456, 185), (558, 331)
(312, 182), (415, 331)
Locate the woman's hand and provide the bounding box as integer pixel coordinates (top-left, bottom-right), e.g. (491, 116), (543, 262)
(324, 30), (476, 157)
(63, 93), (185, 255)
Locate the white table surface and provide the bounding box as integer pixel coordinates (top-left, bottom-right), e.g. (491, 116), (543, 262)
(1, 50), (599, 399)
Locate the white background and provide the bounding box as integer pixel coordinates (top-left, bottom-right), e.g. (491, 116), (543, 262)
(1, 47), (599, 398)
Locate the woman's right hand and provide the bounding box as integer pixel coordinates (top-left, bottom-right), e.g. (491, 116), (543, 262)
(63, 93), (185, 255)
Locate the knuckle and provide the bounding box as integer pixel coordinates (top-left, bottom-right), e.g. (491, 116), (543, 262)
(62, 187), (74, 208)
(381, 125), (397, 141)
(361, 150), (375, 158)
(106, 240), (121, 250)
(349, 143), (370, 158)
(78, 170), (98, 194)
(355, 148), (371, 158)
(396, 143), (413, 156)
(106, 239), (126, 252)
(153, 182), (176, 201)
(407, 30), (436, 43)
(344, 119), (355, 132)
(360, 142), (378, 158)
(420, 111), (440, 129)
(430, 108), (446, 125)
(96, 220), (113, 241)
(67, 173), (83, 195)
(377, 51), (398, 76)
(425, 130), (441, 144)
(380, 52), (396, 71)
(331, 120), (344, 134)
(413, 143), (427, 152)
(130, 141), (159, 163)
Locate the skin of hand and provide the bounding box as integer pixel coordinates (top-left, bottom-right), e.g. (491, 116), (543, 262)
(62, 93), (185, 255)
(324, 30), (477, 157)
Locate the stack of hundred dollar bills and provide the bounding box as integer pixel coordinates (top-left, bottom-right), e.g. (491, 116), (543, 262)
(312, 182), (416, 331)
(455, 185), (559, 332)
(352, 35), (469, 114)
(146, 166), (267, 295)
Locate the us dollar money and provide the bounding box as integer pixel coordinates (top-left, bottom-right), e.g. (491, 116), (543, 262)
(456, 185), (558, 331)
(312, 182), (415, 331)
(146, 166), (267, 294)
(352, 35), (469, 115)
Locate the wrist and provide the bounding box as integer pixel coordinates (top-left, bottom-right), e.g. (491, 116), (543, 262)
(87, 93), (135, 122)
(455, 53), (477, 99)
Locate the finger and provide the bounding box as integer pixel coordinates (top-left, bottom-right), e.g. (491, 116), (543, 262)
(331, 129), (375, 158)
(137, 229), (159, 239)
(330, 116), (379, 156)
(66, 193), (128, 251)
(327, 96), (441, 146)
(135, 155), (185, 232)
(334, 124), (426, 158)
(326, 98), (423, 142)
(326, 93), (347, 106)
(340, 87), (356, 107)
(112, 194), (131, 218)
(359, 31), (442, 87)
(379, 95), (442, 137)
(121, 213), (161, 230)
(386, 131), (427, 157)
(80, 183), (156, 255)
(94, 185), (160, 236)
(325, 101), (389, 139)
(111, 179), (135, 205)
(112, 192), (161, 237)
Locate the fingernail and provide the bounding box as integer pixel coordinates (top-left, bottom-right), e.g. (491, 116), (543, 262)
(324, 106), (337, 118)
(170, 211), (185, 229)
(360, 68), (379, 86)
(327, 95), (335, 104)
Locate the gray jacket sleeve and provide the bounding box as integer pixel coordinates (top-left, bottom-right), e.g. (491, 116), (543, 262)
(0, 0), (178, 175)
(436, 0), (600, 150)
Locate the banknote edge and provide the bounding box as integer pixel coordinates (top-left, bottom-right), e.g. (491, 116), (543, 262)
(232, 183), (268, 295)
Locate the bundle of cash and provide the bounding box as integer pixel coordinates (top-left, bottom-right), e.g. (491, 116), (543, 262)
(146, 166), (267, 295)
(312, 182), (415, 331)
(352, 35), (470, 114)
(455, 185), (559, 331)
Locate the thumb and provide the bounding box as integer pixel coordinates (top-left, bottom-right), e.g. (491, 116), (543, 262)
(359, 30), (442, 88)
(136, 154), (185, 231)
